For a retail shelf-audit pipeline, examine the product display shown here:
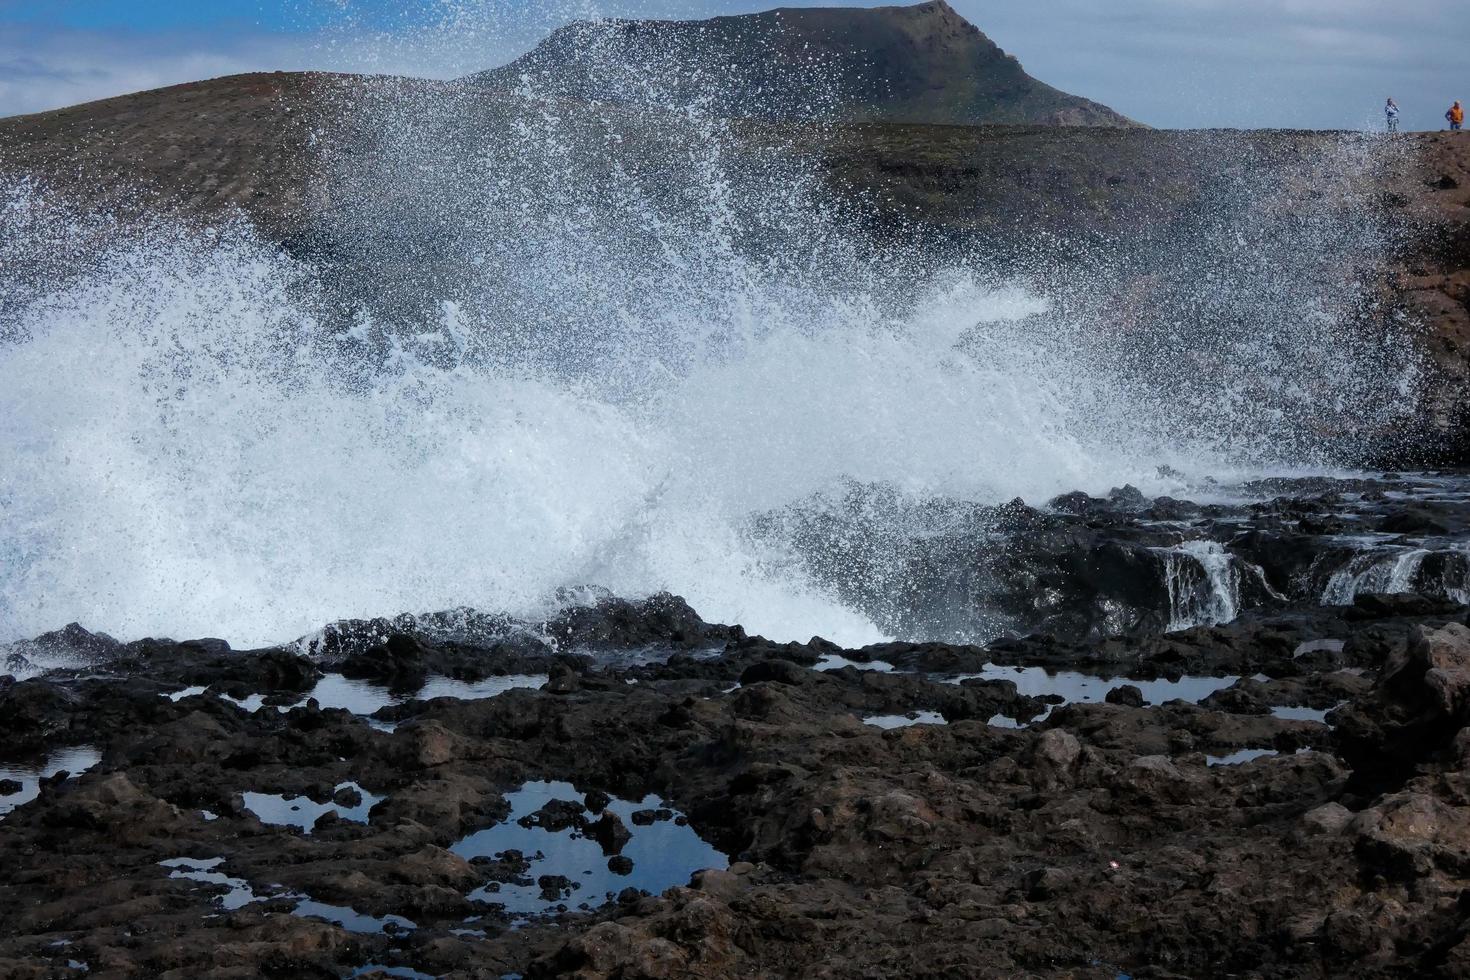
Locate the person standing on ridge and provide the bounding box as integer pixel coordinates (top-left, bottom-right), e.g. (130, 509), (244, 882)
(1386, 98), (1400, 133)
(1448, 101), (1465, 131)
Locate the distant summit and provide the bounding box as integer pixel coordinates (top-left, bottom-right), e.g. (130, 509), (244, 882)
(469, 1), (1138, 128)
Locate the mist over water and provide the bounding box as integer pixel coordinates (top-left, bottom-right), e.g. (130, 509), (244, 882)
(0, 28), (1428, 648)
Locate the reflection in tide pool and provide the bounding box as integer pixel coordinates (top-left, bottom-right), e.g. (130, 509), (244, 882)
(816, 655), (894, 673)
(0, 746), (102, 818)
(453, 780), (727, 917)
(305, 673), (549, 715)
(160, 856), (269, 910)
(293, 899), (416, 935)
(1270, 704), (1336, 723)
(1206, 748), (1278, 766)
(349, 966), (438, 979)
(243, 781), (384, 833)
(864, 711), (946, 729)
(960, 665), (1246, 728)
(955, 664), (1243, 705)
(1206, 747), (1315, 766)
(204, 672), (548, 719)
(160, 857), (419, 935)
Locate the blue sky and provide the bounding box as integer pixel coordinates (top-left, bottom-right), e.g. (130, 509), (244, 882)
(0, 1), (1463, 130)
(0, 0), (357, 32)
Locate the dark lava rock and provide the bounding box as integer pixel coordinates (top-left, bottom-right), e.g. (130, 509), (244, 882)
(543, 592), (742, 650)
(12, 623), (121, 662)
(1201, 680), (1270, 715)
(2, 653), (33, 677)
(537, 874), (573, 895)
(738, 661), (809, 686)
(0, 779), (21, 796)
(1023, 866), (1072, 901)
(1347, 592), (1466, 620)
(1335, 622), (1470, 789)
(544, 663), (581, 695)
(518, 799), (586, 833)
(6, 476), (1470, 978)
(232, 648), (322, 691)
(1378, 508), (1452, 535)
(332, 785), (363, 808)
(341, 633), (433, 687)
(587, 811), (632, 855)
(1108, 484), (1147, 508)
(1105, 684), (1145, 707)
(178, 638), (232, 656)
(1145, 496), (1200, 521)
(0, 680), (81, 751)
(1046, 490), (1105, 516)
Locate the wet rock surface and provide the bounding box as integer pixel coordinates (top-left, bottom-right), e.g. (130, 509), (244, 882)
(4, 479), (1470, 977)
(776, 472), (1470, 645)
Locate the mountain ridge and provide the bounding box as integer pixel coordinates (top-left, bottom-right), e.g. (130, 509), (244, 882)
(469, 1), (1139, 128)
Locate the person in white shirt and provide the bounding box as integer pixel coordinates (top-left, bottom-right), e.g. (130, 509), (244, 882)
(1386, 98), (1400, 133)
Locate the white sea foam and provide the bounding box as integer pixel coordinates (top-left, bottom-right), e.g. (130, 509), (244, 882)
(0, 62), (1425, 648)
(0, 227), (1095, 646)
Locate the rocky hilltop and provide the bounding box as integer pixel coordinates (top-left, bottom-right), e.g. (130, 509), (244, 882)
(469, 0), (1137, 128)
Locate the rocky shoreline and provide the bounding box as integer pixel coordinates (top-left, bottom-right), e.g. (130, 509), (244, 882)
(4, 477), (1470, 978)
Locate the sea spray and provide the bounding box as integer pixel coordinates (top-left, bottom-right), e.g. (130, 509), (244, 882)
(0, 35), (1427, 647)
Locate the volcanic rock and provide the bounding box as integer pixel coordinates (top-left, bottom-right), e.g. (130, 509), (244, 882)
(470, 1), (1136, 128)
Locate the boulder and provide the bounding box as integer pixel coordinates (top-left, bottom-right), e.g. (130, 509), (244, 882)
(1025, 730), (1081, 790)
(538, 921), (687, 979)
(1116, 755), (1205, 804)
(1353, 791), (1470, 879)
(1105, 684), (1145, 707)
(737, 661), (808, 687)
(1300, 802), (1353, 836)
(544, 593), (742, 651)
(341, 633), (433, 687)
(1337, 623), (1470, 788)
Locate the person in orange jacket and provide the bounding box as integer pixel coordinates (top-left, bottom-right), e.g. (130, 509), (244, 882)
(1448, 101), (1465, 130)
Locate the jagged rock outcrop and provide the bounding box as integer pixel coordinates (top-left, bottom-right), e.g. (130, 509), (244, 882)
(4, 582), (1470, 977)
(469, 1), (1137, 128)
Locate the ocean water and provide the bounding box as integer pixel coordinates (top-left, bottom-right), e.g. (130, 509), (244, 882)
(0, 44), (1425, 650)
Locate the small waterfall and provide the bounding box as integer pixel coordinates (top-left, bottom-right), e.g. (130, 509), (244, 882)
(1451, 544), (1470, 605)
(1162, 541), (1241, 631)
(1321, 548), (1430, 605)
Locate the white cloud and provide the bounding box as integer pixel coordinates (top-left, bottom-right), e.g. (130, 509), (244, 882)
(957, 0), (1465, 129)
(0, 27), (317, 117)
(0, 19), (538, 118)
